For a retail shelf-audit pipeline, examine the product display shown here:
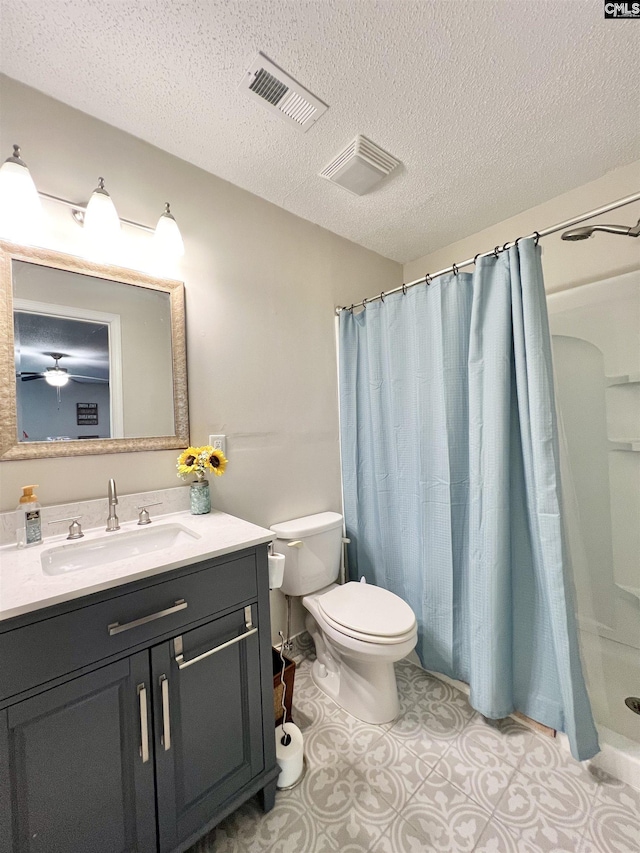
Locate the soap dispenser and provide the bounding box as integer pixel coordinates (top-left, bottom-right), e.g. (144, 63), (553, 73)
(16, 485), (42, 547)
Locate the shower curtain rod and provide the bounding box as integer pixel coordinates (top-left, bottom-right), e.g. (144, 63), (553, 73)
(335, 190), (640, 315)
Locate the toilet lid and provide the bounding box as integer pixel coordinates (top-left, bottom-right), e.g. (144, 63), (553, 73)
(317, 582), (416, 638)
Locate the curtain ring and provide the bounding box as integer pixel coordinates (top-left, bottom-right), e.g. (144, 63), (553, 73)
(515, 236), (522, 248)
(425, 273), (432, 286)
(349, 304), (354, 313)
(502, 241), (510, 252)
(474, 253), (481, 264)
(380, 291), (385, 302)
(533, 231), (540, 246)
(452, 263), (458, 276)
(493, 246), (500, 258)
(362, 297), (368, 308)
(402, 283), (407, 295)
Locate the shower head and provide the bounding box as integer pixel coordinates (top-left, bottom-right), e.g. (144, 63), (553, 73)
(561, 218), (640, 241)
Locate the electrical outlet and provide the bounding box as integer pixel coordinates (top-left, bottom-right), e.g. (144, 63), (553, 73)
(208, 434), (226, 456)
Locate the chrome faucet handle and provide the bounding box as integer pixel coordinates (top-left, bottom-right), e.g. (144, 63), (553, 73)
(48, 516), (84, 540)
(136, 502), (162, 525)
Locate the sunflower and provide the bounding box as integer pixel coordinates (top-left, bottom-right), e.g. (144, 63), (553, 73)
(201, 446), (228, 477)
(176, 446), (200, 477)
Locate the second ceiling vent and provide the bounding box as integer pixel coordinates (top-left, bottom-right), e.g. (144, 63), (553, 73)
(240, 53), (328, 132)
(319, 136), (401, 195)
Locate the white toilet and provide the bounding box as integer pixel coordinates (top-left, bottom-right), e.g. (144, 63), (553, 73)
(271, 511), (417, 725)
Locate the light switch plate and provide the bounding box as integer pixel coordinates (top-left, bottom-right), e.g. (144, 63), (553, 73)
(208, 434), (226, 455)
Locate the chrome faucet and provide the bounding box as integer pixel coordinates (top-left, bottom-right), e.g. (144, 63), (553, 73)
(106, 478), (120, 531)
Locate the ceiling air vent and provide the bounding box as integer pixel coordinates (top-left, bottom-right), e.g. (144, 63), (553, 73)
(240, 52), (328, 132)
(320, 136), (401, 195)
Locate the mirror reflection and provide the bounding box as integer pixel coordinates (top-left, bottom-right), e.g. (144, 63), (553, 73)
(0, 243), (189, 461)
(15, 312), (111, 441)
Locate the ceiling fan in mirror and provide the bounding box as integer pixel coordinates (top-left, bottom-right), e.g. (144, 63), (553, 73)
(17, 352), (108, 401)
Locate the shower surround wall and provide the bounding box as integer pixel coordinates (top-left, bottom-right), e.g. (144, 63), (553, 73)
(549, 271), (640, 746)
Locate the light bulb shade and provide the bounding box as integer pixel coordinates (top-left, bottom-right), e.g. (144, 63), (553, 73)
(154, 204), (184, 258)
(45, 369), (69, 388)
(83, 178), (120, 253)
(0, 147), (43, 244)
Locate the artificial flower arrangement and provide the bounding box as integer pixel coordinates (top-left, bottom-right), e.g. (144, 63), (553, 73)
(176, 445), (228, 481)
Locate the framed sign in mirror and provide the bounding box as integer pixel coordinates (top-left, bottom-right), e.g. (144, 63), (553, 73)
(0, 241), (189, 460)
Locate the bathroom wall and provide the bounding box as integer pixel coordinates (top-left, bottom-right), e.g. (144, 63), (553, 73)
(0, 75), (401, 524)
(403, 159), (640, 293)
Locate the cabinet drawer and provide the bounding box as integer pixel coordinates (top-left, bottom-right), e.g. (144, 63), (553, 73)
(0, 552), (257, 702)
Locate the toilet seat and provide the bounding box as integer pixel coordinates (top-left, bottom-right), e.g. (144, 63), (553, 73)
(317, 582), (416, 645)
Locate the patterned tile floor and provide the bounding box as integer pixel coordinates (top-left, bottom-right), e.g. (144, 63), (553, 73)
(191, 657), (640, 853)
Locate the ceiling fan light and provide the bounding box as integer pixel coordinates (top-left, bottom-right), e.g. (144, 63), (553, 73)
(83, 177), (121, 252)
(153, 202), (184, 258)
(45, 369), (69, 388)
(0, 145), (43, 244)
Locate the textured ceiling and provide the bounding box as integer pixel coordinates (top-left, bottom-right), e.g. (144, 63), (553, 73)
(1, 0), (639, 263)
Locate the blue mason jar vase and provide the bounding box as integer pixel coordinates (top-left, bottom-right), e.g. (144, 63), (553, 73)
(190, 479), (211, 515)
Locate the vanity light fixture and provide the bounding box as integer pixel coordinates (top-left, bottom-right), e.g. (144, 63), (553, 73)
(82, 176), (121, 253)
(153, 202), (185, 258)
(0, 144), (43, 244)
(0, 145), (185, 260)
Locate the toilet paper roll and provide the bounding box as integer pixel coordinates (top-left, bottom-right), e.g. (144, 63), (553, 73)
(275, 722), (304, 789)
(268, 552), (285, 590)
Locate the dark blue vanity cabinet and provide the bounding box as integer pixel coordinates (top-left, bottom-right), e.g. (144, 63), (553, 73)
(0, 546), (279, 853)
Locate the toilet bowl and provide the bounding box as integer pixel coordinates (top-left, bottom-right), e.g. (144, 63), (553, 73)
(271, 509), (417, 726)
(303, 582), (417, 724)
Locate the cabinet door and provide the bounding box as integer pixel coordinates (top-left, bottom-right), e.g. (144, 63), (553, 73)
(152, 604), (264, 852)
(0, 654), (156, 853)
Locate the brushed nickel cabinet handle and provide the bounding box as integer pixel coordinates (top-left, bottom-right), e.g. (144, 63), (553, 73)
(108, 599), (187, 635)
(137, 683), (149, 763)
(174, 606), (256, 670)
(160, 674), (171, 751)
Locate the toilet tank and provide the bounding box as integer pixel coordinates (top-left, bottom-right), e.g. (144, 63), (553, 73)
(270, 512), (343, 597)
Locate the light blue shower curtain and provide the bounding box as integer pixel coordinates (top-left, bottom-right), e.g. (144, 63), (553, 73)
(339, 238), (599, 760)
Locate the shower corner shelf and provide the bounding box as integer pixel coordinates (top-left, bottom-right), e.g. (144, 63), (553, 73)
(608, 440), (640, 452)
(615, 584), (640, 606)
(606, 373), (640, 387)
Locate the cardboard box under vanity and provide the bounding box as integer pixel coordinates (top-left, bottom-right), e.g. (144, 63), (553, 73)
(272, 648), (296, 728)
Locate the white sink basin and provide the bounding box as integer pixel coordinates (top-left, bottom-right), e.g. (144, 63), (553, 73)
(41, 523), (201, 575)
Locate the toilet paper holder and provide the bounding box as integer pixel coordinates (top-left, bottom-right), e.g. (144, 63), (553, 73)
(275, 632), (306, 790)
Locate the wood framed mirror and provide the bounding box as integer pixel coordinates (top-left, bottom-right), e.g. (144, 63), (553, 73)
(0, 241), (189, 460)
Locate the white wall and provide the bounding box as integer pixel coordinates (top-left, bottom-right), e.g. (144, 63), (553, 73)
(403, 160), (640, 294)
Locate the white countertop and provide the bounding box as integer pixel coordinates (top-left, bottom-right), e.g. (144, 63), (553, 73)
(0, 510), (274, 623)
